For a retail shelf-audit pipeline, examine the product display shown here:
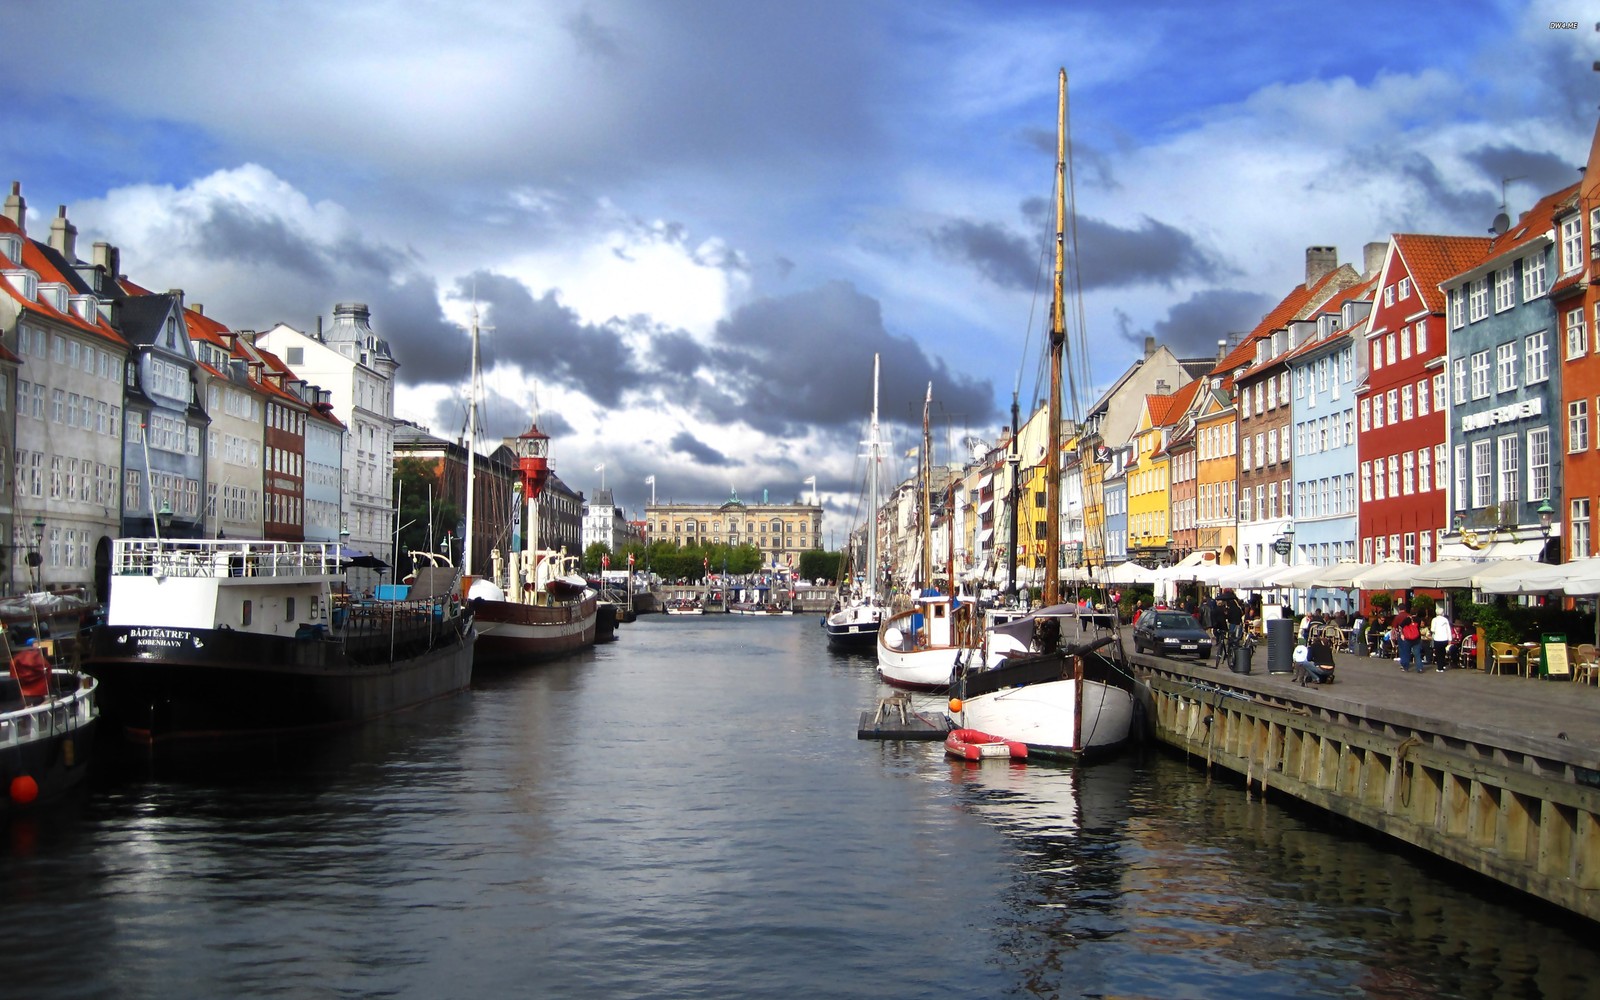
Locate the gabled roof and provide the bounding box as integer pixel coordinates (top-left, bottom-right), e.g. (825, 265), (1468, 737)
(1391, 233), (1495, 310)
(1211, 263), (1353, 389)
(0, 214), (127, 347)
(1281, 275), (1377, 364)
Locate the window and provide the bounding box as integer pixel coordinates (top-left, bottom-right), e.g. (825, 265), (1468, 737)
(1402, 451), (1415, 494)
(1525, 330), (1549, 385)
(1529, 427), (1551, 501)
(1386, 333), (1397, 365)
(1570, 399), (1590, 453)
(1498, 434), (1519, 504)
(1494, 268), (1516, 312)
(1384, 284), (1395, 307)
(1266, 376), (1277, 410)
(1468, 277), (1489, 322)
(1374, 458), (1386, 500)
(1359, 399), (1369, 432)
(1448, 286), (1465, 329)
(1470, 350), (1491, 400)
(1561, 214), (1584, 272)
(1416, 379), (1429, 417)
(1574, 498), (1592, 560)
(1388, 455), (1400, 498)
(1360, 462), (1372, 502)
(1454, 358), (1467, 402)
(1401, 330), (1412, 360)
(1372, 397), (1384, 429)
(1471, 440), (1491, 508)
(1281, 426), (1290, 463)
(1417, 447), (1431, 492)
(1496, 342), (1517, 392)
(1401, 384), (1413, 421)
(1568, 308), (1588, 360)
(1437, 445), (1449, 505)
(1415, 322), (1428, 355)
(1434, 373), (1446, 411)
(1386, 389), (1398, 425)
(1398, 276), (1411, 299)
(1523, 252), (1548, 299)
(1372, 341), (1384, 371)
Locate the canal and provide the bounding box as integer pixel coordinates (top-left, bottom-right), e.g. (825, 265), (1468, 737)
(2, 614), (1596, 998)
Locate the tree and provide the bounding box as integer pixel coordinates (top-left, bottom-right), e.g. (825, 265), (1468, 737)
(583, 541), (612, 574)
(797, 549), (841, 582)
(393, 457), (459, 573)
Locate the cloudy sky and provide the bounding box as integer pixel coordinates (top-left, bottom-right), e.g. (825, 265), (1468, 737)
(4, 1), (1595, 544)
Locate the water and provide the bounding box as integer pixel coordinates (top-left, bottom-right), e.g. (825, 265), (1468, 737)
(3, 614), (1597, 998)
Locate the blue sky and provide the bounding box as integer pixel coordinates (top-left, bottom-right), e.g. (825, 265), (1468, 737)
(2, 1), (1594, 541)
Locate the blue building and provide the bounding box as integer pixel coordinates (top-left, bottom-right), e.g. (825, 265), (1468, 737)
(1286, 284), (1371, 613)
(116, 291), (208, 539)
(1437, 184), (1576, 563)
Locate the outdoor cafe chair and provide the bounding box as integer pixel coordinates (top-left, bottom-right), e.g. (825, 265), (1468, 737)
(1487, 642), (1520, 677)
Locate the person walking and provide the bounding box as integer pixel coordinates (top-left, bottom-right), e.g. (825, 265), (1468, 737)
(1431, 607), (1452, 672)
(1394, 605), (1422, 672)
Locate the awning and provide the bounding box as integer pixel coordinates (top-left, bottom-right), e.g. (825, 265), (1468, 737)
(978, 500), (994, 516)
(1437, 537), (1552, 562)
(977, 528), (994, 543)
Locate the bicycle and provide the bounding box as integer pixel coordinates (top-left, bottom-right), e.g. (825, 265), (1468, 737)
(1214, 626), (1260, 671)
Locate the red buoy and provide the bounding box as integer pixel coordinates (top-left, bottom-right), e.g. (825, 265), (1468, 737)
(9, 774), (39, 806)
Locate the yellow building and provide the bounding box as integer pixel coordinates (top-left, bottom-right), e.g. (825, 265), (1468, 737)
(1127, 394), (1177, 562)
(646, 493), (822, 570)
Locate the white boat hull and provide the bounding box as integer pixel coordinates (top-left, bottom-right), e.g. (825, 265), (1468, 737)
(958, 678), (1134, 759)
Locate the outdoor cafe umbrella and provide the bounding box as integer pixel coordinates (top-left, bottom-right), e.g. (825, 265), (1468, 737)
(1261, 564), (1324, 589)
(1303, 560), (1389, 589)
(1348, 561), (1422, 590)
(1477, 560), (1580, 596)
(1102, 561), (1156, 586)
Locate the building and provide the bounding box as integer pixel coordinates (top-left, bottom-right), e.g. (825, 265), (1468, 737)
(257, 303), (399, 563)
(1563, 117), (1600, 560)
(582, 488), (643, 555)
(647, 492), (823, 571)
(1285, 279), (1372, 611)
(1436, 191), (1574, 562)
(0, 192), (130, 599)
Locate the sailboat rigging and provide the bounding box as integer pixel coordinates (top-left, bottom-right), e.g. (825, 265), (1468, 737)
(826, 354), (888, 649)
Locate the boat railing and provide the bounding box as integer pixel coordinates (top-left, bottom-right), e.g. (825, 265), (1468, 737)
(112, 538), (345, 580)
(0, 670), (97, 749)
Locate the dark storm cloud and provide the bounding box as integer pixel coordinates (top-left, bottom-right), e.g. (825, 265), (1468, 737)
(362, 275), (463, 388)
(425, 382), (547, 443)
(1114, 289), (1277, 361)
(193, 199), (327, 278)
(1464, 144), (1583, 211)
(934, 208), (1227, 292)
(703, 280), (995, 436)
(669, 431), (732, 467)
(461, 270), (645, 407)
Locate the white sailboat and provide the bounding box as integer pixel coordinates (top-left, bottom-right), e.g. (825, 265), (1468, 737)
(952, 70), (1137, 758)
(876, 383), (979, 690)
(460, 309), (598, 666)
(826, 353), (888, 650)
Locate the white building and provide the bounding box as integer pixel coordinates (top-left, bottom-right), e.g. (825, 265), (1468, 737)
(256, 303), (398, 561)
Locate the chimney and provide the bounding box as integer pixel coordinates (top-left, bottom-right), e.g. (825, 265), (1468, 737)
(1363, 241), (1387, 279)
(48, 205), (77, 259)
(1305, 245), (1337, 287)
(92, 241), (121, 280)
(1143, 335), (1156, 359)
(3, 181), (25, 233)
(190, 303), (203, 316)
(1217, 338), (1227, 361)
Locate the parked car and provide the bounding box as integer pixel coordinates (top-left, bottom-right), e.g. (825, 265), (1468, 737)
(1133, 609), (1212, 659)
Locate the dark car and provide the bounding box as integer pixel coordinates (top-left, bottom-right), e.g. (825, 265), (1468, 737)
(1133, 609), (1212, 659)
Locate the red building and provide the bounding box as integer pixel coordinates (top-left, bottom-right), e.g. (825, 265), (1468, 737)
(1562, 117), (1600, 560)
(1357, 234), (1490, 564)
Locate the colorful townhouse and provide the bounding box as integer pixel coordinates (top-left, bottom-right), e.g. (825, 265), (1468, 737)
(1564, 116), (1600, 560)
(0, 190), (132, 600)
(1285, 277), (1373, 612)
(1126, 393), (1175, 564)
(1166, 388), (1199, 565)
(1358, 233), (1491, 564)
(1191, 365), (1238, 564)
(1436, 187), (1577, 562)
(1102, 445), (1130, 565)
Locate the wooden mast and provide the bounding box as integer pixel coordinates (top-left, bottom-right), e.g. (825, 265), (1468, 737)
(920, 382), (933, 593)
(1043, 68), (1066, 608)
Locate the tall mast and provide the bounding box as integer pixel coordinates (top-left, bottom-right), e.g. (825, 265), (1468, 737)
(1006, 391), (1020, 599)
(1043, 68), (1066, 608)
(464, 305), (480, 577)
(920, 382), (933, 592)
(865, 354), (881, 599)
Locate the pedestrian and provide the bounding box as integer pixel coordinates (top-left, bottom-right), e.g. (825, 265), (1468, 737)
(1221, 590), (1244, 645)
(1394, 605), (1422, 672)
(1431, 606), (1452, 672)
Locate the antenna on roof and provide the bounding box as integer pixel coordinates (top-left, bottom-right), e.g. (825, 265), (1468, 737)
(1489, 175), (1523, 236)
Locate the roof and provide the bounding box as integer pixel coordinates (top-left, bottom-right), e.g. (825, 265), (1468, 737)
(1391, 233), (1496, 310)
(1224, 263), (1360, 385)
(1281, 275), (1377, 364)
(0, 214), (128, 347)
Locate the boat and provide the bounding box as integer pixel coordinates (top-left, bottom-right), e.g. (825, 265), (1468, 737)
(944, 727), (1028, 761)
(664, 593), (705, 615)
(876, 384), (980, 690)
(81, 538), (475, 746)
(948, 70), (1137, 759)
(3, 643), (99, 812)
(825, 353), (888, 650)
(459, 308), (598, 667)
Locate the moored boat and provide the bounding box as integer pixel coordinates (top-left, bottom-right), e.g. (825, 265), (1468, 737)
(82, 538), (475, 746)
(826, 354), (888, 651)
(876, 589), (976, 691)
(2, 660), (99, 812)
(944, 727), (1027, 761)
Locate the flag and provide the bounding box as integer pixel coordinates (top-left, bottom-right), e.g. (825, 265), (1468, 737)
(905, 446), (919, 458)
(594, 463), (605, 472)
(644, 475), (655, 485)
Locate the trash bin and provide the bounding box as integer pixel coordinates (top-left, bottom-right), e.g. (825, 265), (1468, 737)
(1267, 618), (1293, 673)
(1230, 639), (1253, 674)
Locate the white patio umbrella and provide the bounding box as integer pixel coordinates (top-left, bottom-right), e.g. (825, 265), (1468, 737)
(1478, 560), (1580, 595)
(1349, 561), (1422, 590)
(1304, 560), (1389, 589)
(1210, 563), (1282, 589)
(1102, 561), (1156, 585)
(1262, 564), (1325, 588)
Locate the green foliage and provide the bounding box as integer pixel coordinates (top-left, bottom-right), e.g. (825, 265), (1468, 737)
(583, 541), (612, 573)
(1410, 593), (1437, 623)
(1367, 591), (1393, 616)
(796, 549), (840, 582)
(1449, 594), (1591, 648)
(393, 457), (460, 572)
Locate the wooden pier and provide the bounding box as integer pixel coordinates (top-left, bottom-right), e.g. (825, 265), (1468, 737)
(1131, 643), (1600, 923)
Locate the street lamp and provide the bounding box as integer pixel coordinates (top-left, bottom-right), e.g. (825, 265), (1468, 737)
(157, 502), (174, 535)
(26, 515), (44, 592)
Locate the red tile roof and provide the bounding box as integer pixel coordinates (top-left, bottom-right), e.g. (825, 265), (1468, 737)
(0, 215), (128, 347)
(1391, 233), (1495, 312)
